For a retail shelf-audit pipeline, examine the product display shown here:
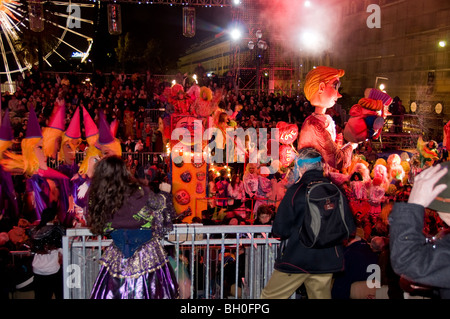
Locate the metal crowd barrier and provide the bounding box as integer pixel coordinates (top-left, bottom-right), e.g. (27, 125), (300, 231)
(62, 224), (280, 299)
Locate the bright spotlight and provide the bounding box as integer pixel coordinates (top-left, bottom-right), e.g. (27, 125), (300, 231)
(230, 28), (242, 41)
(301, 30), (325, 52)
(439, 40), (447, 48)
(304, 1), (311, 7)
(233, 0), (241, 5)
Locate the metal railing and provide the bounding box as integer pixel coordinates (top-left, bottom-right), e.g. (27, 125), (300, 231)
(62, 225), (280, 299)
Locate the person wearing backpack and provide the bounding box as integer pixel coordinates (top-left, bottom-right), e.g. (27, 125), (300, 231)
(260, 148), (356, 299)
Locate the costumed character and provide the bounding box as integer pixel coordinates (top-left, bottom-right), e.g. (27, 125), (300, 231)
(349, 163), (370, 200)
(253, 166), (273, 219)
(343, 89), (392, 144)
(344, 154), (369, 178)
(0, 108), (69, 224)
(243, 163), (259, 212)
(58, 106), (82, 178)
(368, 176), (387, 223)
(0, 109), (19, 221)
(347, 162), (372, 218)
(42, 104), (65, 160)
(417, 136), (439, 168)
(297, 66), (357, 171)
(186, 83), (200, 103)
(387, 153), (405, 186)
(191, 86), (223, 118)
(57, 107), (83, 226)
(169, 84), (191, 115)
(371, 163), (390, 192)
(96, 109), (122, 157)
(70, 107), (101, 227)
(87, 156), (179, 299)
(400, 160), (411, 186)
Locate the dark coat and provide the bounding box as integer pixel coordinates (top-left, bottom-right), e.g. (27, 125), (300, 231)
(272, 169), (356, 274)
(390, 202), (450, 299)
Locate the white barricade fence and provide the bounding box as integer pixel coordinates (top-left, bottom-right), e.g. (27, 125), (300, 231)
(62, 224), (280, 299)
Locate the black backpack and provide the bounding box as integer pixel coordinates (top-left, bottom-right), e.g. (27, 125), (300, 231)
(299, 180), (350, 248)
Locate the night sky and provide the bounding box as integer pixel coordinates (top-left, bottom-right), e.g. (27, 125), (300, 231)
(90, 3), (232, 71)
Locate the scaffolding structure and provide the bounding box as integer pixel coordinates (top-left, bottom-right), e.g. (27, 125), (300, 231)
(230, 0), (299, 96)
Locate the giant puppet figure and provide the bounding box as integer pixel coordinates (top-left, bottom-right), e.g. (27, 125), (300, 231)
(69, 106), (101, 227)
(0, 108), (69, 224)
(96, 109), (122, 158)
(57, 107), (82, 180)
(0, 109), (19, 222)
(343, 88), (393, 144)
(297, 66), (357, 171)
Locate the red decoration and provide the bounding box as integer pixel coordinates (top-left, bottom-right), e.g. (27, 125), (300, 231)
(279, 144), (295, 166)
(277, 121), (298, 145)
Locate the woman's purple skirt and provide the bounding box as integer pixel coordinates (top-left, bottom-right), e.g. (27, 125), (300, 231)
(90, 239), (179, 299)
(90, 262), (179, 299)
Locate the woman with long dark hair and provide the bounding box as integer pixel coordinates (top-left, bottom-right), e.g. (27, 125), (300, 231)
(88, 156), (178, 299)
(226, 174), (245, 212)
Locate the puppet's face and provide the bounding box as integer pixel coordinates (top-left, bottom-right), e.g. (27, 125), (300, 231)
(313, 76), (342, 109)
(35, 139), (47, 170)
(62, 140), (78, 165)
(175, 116), (202, 145)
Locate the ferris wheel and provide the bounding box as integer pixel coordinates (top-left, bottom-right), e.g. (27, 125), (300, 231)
(0, 0), (96, 92)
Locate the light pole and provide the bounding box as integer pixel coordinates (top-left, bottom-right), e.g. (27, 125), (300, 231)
(248, 30), (268, 95)
(374, 76), (388, 92)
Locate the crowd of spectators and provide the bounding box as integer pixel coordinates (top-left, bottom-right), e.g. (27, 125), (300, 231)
(1, 66), (448, 299)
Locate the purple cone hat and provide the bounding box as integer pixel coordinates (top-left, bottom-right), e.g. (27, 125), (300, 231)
(0, 109), (14, 141)
(98, 109), (114, 145)
(82, 106), (98, 139)
(26, 107), (42, 139)
(65, 107), (81, 139)
(48, 105), (65, 131)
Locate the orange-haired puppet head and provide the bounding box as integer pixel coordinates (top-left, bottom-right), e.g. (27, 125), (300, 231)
(303, 66), (345, 109)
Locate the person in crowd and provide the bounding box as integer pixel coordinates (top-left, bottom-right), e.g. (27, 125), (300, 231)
(226, 174), (245, 212)
(243, 163), (259, 212)
(253, 204), (275, 225)
(88, 156), (178, 299)
(389, 163), (450, 299)
(29, 206), (65, 299)
(331, 227), (379, 299)
(253, 166), (273, 218)
(261, 147), (355, 299)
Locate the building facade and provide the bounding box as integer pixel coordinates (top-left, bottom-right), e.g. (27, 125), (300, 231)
(177, 0), (450, 129)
